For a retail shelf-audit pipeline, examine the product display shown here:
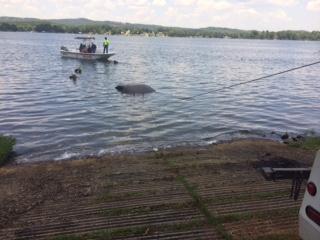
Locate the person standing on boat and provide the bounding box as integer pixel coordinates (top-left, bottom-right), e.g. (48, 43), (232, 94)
(92, 43), (97, 53)
(103, 37), (111, 54)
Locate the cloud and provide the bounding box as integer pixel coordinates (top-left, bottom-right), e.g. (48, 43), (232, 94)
(153, 0), (166, 6)
(307, 0), (320, 11)
(174, 0), (196, 6)
(267, 0), (298, 6)
(0, 0), (317, 30)
(196, 0), (233, 11)
(269, 9), (291, 21)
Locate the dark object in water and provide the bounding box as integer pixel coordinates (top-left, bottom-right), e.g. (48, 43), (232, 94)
(69, 74), (77, 81)
(75, 68), (82, 74)
(115, 84), (155, 95)
(107, 60), (119, 64)
(281, 132), (289, 140)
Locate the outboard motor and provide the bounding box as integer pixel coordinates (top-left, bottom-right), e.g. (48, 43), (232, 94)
(60, 46), (69, 51)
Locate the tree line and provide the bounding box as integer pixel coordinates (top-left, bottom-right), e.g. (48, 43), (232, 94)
(1, 22), (320, 41)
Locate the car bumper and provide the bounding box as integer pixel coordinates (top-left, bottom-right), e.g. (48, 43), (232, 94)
(299, 213), (320, 240)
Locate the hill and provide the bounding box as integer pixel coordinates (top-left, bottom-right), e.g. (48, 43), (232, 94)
(0, 16), (319, 41)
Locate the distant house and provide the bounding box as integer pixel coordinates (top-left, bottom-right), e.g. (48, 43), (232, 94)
(156, 32), (165, 37)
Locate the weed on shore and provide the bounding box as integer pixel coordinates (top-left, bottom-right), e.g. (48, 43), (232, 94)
(0, 135), (15, 166)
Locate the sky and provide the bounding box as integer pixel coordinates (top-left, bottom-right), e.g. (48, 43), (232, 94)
(0, 0), (319, 31)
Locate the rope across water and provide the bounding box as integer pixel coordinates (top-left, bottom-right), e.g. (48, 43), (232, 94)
(176, 60), (320, 101)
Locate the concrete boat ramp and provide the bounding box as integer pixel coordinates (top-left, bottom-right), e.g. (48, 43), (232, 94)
(0, 140), (315, 240)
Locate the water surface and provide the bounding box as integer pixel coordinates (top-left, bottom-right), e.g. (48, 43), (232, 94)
(0, 32), (319, 162)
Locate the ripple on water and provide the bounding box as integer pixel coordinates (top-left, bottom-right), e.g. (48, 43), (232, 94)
(0, 32), (319, 162)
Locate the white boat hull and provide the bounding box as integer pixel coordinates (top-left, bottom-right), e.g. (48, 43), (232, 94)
(60, 50), (115, 61)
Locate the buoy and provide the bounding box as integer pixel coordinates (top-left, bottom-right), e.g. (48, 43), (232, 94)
(115, 84), (155, 95)
(69, 74), (77, 81)
(75, 68), (82, 74)
(107, 60), (119, 64)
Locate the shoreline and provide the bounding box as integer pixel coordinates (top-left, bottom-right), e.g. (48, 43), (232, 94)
(9, 129), (312, 165)
(9, 136), (280, 166)
(1, 26), (320, 42)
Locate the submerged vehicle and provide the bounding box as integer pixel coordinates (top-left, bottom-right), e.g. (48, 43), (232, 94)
(299, 150), (320, 240)
(60, 36), (115, 61)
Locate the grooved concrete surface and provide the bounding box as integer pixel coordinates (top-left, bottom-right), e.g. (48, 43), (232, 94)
(0, 140), (315, 240)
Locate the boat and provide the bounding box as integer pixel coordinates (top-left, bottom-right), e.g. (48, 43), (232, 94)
(60, 36), (115, 61)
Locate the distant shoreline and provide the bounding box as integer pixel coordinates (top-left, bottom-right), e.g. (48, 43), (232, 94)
(1, 30), (320, 42)
(1, 16), (320, 41)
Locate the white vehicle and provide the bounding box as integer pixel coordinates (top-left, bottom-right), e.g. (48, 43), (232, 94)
(60, 36), (115, 61)
(299, 150), (320, 240)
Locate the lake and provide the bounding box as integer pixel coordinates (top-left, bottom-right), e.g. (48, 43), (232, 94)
(0, 32), (319, 163)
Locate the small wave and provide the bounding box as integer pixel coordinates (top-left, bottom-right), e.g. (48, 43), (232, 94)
(203, 129), (280, 144)
(54, 152), (79, 161)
